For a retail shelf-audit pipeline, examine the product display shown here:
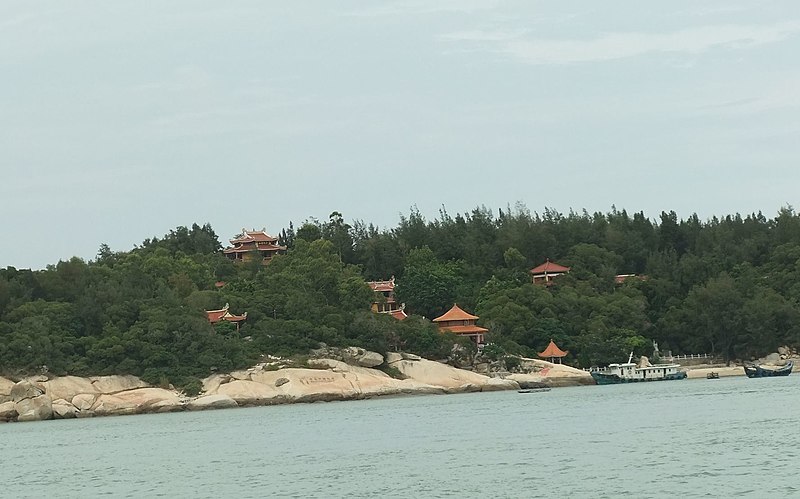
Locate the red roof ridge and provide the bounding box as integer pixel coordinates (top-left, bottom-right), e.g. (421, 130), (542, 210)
(538, 339), (568, 358)
(530, 259), (571, 274)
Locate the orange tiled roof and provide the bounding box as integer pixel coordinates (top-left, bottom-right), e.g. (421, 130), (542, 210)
(367, 278), (395, 292)
(433, 304), (479, 322)
(530, 259), (570, 274)
(389, 309), (408, 320)
(205, 304), (247, 324)
(538, 339), (568, 358)
(439, 324), (488, 335)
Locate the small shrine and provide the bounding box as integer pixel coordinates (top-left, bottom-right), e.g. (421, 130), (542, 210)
(530, 259), (570, 286)
(538, 339), (568, 364)
(223, 228), (286, 264)
(433, 304), (488, 346)
(205, 303), (247, 331)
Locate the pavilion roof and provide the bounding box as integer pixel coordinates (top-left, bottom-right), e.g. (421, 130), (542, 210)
(230, 229), (278, 244)
(439, 324), (488, 335)
(530, 259), (571, 275)
(389, 309), (408, 320)
(368, 278), (395, 292)
(538, 339), (568, 358)
(223, 243), (285, 254)
(205, 304), (247, 324)
(433, 304), (479, 322)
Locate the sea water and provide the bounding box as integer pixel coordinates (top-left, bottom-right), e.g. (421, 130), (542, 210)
(2, 376), (799, 498)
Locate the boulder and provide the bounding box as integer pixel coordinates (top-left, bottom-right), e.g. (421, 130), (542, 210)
(391, 358), (509, 391)
(90, 375), (149, 394)
(11, 380), (44, 402)
(201, 374), (231, 394)
(0, 377), (14, 403)
(0, 401), (17, 422)
(15, 394), (53, 422)
(482, 378), (520, 392)
(187, 394), (238, 411)
(401, 353), (421, 361)
(385, 352), (403, 364)
(778, 346), (790, 356)
(761, 353), (781, 365)
(72, 393), (97, 411)
(110, 388), (184, 412)
(505, 373), (548, 389)
(342, 347), (384, 368)
(91, 394), (140, 416)
(275, 377), (290, 387)
(52, 399), (79, 419)
(42, 376), (98, 402)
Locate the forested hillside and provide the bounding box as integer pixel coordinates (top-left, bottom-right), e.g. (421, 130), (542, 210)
(2, 205), (800, 392)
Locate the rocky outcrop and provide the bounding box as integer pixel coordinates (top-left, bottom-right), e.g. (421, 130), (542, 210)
(188, 394), (238, 411)
(389, 358), (520, 392)
(52, 399), (79, 419)
(0, 377), (14, 403)
(15, 394), (53, 422)
(90, 375), (149, 394)
(0, 401), (17, 421)
(514, 358), (595, 387)
(11, 380), (44, 401)
(42, 376), (99, 402)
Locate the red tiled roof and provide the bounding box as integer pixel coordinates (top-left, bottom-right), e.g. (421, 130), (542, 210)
(223, 244), (285, 254)
(205, 304), (247, 324)
(433, 304), (479, 322)
(538, 339), (568, 358)
(389, 309), (408, 320)
(530, 259), (571, 274)
(439, 325), (488, 335)
(229, 229), (278, 244)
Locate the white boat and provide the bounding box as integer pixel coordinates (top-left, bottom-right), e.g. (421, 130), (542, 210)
(590, 353), (687, 385)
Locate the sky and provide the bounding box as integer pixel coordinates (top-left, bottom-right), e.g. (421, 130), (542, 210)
(2, 1), (799, 269)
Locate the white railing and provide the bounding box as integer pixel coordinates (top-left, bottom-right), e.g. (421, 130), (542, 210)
(663, 353), (711, 361)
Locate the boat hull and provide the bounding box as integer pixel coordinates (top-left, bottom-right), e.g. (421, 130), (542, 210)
(591, 371), (687, 385)
(744, 361), (793, 378)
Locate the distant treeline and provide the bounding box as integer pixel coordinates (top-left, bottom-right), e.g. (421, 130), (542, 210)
(2, 205), (800, 391)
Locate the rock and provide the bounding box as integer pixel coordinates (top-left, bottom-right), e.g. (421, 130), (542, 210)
(401, 353), (421, 361)
(275, 377), (290, 387)
(216, 380), (286, 405)
(201, 374), (231, 394)
(341, 347), (384, 368)
(91, 394), (139, 416)
(505, 373), (548, 389)
(0, 401), (17, 421)
(0, 377), (14, 403)
(187, 394), (238, 411)
(90, 375), (149, 394)
(11, 380), (44, 402)
(391, 358), (514, 391)
(385, 352), (403, 364)
(72, 393), (97, 411)
(110, 388), (184, 412)
(761, 353), (781, 365)
(42, 376), (98, 402)
(482, 378), (520, 391)
(15, 394), (53, 422)
(52, 399), (79, 419)
(778, 346), (789, 356)
(229, 370), (252, 381)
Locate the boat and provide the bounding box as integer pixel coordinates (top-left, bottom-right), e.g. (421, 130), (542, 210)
(518, 388), (551, 394)
(743, 361), (793, 378)
(590, 353), (687, 385)
(706, 372), (719, 379)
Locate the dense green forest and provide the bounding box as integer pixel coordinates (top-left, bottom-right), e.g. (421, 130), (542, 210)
(2, 205), (800, 392)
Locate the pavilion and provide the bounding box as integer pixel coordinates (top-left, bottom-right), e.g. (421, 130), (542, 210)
(530, 259), (571, 286)
(205, 303), (247, 331)
(538, 339), (568, 364)
(433, 304), (488, 346)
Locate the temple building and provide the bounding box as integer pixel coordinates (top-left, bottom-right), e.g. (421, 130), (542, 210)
(538, 339), (568, 364)
(530, 259), (570, 286)
(205, 303), (247, 331)
(223, 228), (286, 264)
(367, 277), (407, 320)
(433, 304), (488, 346)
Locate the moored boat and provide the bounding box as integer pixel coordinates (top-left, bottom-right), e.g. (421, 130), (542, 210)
(518, 388), (551, 394)
(706, 372), (719, 379)
(590, 353), (687, 385)
(743, 361), (793, 378)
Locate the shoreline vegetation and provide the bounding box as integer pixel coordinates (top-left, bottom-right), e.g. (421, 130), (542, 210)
(3, 206), (800, 403)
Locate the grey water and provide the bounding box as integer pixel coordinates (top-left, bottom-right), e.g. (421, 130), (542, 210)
(2, 376), (800, 498)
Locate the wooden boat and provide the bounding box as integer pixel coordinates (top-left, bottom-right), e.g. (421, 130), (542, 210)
(706, 372), (719, 379)
(590, 352), (687, 385)
(518, 388), (551, 394)
(743, 361), (793, 378)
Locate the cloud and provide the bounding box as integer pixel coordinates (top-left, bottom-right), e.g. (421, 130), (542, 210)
(345, 0), (499, 18)
(441, 21), (800, 65)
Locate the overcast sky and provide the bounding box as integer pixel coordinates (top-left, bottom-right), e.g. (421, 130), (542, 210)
(2, 1), (799, 269)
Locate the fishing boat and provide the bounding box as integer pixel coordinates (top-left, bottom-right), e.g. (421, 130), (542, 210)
(590, 353), (687, 385)
(706, 372), (719, 379)
(743, 361), (793, 378)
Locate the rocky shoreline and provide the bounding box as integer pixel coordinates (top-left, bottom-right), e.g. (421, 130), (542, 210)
(0, 352), (594, 423)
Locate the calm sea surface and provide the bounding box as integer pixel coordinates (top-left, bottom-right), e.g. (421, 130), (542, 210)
(2, 376), (800, 498)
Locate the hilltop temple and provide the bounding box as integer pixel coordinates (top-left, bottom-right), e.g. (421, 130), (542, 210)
(530, 259), (571, 286)
(433, 304), (488, 346)
(367, 278), (407, 320)
(538, 339), (568, 364)
(205, 303), (247, 331)
(223, 228), (286, 264)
